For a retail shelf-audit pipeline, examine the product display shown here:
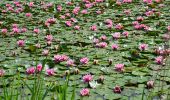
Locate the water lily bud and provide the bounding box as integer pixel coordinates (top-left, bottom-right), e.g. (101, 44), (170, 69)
(93, 60), (98, 65)
(74, 68), (80, 74)
(65, 70), (70, 75)
(97, 75), (104, 83)
(12, 51), (17, 56)
(108, 59), (112, 65)
(42, 49), (49, 56)
(147, 80), (154, 89)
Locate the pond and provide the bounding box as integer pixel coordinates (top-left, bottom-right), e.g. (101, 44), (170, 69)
(0, 0), (170, 100)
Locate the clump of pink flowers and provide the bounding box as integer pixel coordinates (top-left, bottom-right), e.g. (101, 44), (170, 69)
(80, 57), (89, 64)
(83, 74), (93, 83)
(115, 64), (124, 72)
(80, 88), (90, 96)
(54, 55), (69, 63)
(96, 42), (107, 48)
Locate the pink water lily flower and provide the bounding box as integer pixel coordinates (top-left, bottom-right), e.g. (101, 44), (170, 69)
(93, 38), (99, 44)
(112, 32), (121, 39)
(96, 42), (107, 48)
(105, 19), (113, 25)
(81, 9), (88, 14)
(155, 0), (161, 3)
(113, 85), (121, 93)
(143, 0), (152, 4)
(25, 13), (32, 17)
(80, 88), (90, 96)
(155, 56), (163, 64)
(96, 10), (102, 14)
(74, 25), (80, 30)
(28, 2), (34, 7)
(0, 69), (5, 77)
(137, 16), (144, 21)
(1, 29), (8, 34)
(54, 55), (69, 63)
(83, 74), (93, 83)
(57, 5), (62, 12)
(12, 28), (20, 33)
(21, 28), (27, 33)
(85, 3), (93, 8)
(115, 64), (124, 72)
(139, 43), (148, 51)
(33, 28), (40, 34)
(36, 64), (43, 72)
(17, 40), (25, 47)
(26, 67), (35, 74)
(65, 21), (72, 27)
(46, 69), (55, 76)
(12, 24), (18, 28)
(111, 44), (119, 50)
(80, 57), (89, 64)
(100, 35), (107, 41)
(115, 23), (123, 30)
(124, 9), (131, 15)
(66, 59), (75, 66)
(122, 31), (129, 38)
(90, 25), (97, 31)
(72, 7), (80, 15)
(45, 34), (53, 41)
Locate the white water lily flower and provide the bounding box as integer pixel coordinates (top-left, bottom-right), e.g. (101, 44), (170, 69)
(89, 81), (100, 89)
